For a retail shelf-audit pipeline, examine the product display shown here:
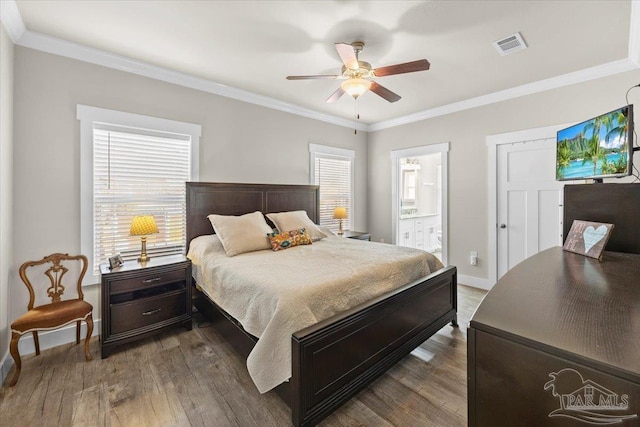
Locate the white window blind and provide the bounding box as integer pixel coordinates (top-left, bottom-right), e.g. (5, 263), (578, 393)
(79, 105), (200, 285)
(92, 125), (191, 274)
(310, 144), (355, 232)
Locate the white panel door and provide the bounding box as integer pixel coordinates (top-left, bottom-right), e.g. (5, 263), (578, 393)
(497, 139), (564, 278)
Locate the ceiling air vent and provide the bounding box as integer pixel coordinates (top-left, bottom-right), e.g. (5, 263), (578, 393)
(493, 32), (527, 56)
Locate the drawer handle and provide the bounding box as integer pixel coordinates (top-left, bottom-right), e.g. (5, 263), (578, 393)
(142, 308), (162, 316)
(142, 277), (162, 284)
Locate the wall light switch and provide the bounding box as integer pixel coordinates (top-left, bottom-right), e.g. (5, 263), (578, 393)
(470, 251), (478, 266)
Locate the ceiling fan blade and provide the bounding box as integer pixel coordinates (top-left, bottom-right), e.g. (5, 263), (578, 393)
(373, 59), (430, 77)
(286, 75), (341, 80)
(369, 81), (401, 103)
(335, 43), (359, 70)
(325, 87), (345, 103)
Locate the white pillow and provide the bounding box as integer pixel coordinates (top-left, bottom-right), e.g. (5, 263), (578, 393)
(207, 211), (272, 256)
(266, 210), (327, 241)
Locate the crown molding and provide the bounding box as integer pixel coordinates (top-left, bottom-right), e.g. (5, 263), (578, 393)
(370, 58), (639, 132)
(372, 1), (640, 131)
(0, 0), (25, 42)
(3, 0), (639, 133)
(15, 30), (367, 132)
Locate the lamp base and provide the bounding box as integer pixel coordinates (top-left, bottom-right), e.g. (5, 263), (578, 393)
(337, 219), (344, 235)
(138, 236), (150, 263)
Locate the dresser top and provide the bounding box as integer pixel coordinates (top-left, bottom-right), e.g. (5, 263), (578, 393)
(471, 246), (640, 380)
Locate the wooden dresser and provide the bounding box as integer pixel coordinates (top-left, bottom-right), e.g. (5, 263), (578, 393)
(468, 247), (640, 426)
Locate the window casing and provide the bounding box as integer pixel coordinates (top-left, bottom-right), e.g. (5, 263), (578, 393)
(78, 106), (200, 285)
(309, 144), (355, 232)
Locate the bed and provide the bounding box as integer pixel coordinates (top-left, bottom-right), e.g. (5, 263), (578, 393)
(186, 182), (458, 427)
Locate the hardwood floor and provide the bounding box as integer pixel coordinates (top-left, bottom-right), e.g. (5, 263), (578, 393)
(0, 285), (486, 427)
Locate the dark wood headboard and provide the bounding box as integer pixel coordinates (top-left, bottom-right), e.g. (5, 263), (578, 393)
(186, 182), (320, 250)
(564, 183), (640, 254)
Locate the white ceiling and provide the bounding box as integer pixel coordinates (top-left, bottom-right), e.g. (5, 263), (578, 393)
(6, 1), (638, 127)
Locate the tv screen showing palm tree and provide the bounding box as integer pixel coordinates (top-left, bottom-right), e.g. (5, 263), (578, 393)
(556, 105), (633, 181)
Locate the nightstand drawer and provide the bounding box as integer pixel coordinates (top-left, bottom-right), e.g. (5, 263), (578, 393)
(110, 268), (187, 295)
(110, 290), (186, 334)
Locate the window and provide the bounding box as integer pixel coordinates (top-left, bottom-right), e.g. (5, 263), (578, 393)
(309, 143), (355, 232)
(78, 106), (200, 284)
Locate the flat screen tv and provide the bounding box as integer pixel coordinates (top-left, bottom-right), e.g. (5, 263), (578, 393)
(556, 104), (634, 181)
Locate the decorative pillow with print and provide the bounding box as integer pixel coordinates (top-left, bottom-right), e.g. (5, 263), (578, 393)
(267, 228), (312, 251)
(266, 211), (327, 241)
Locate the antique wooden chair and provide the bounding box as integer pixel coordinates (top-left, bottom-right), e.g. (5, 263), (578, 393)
(8, 253), (93, 386)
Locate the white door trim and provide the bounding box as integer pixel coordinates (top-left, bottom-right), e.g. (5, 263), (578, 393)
(391, 142), (449, 264)
(486, 123), (571, 287)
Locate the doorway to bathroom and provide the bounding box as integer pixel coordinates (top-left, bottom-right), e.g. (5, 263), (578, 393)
(391, 143), (449, 264)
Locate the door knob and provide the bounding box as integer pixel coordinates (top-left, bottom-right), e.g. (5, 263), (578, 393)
(499, 224), (507, 229)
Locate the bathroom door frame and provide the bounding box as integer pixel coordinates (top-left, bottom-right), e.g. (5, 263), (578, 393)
(391, 142), (449, 265)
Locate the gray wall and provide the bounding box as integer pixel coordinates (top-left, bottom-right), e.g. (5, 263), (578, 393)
(11, 46), (368, 348)
(5, 41), (640, 362)
(0, 23), (14, 377)
(368, 69), (640, 281)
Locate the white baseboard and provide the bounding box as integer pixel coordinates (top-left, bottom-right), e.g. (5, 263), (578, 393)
(1, 350), (12, 384)
(13, 319), (101, 356)
(0, 320), (101, 383)
(1, 320), (101, 384)
(458, 274), (493, 291)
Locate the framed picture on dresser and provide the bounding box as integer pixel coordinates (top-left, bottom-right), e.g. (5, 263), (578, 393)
(562, 220), (614, 261)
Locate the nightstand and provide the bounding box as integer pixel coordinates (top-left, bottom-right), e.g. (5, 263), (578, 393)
(100, 254), (192, 358)
(341, 230), (372, 241)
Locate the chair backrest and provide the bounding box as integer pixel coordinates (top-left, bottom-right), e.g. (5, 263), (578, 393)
(19, 253), (88, 310)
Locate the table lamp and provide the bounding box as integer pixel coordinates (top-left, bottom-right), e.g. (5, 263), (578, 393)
(130, 215), (159, 263)
(333, 207), (348, 235)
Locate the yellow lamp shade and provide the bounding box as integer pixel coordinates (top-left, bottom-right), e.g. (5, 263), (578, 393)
(130, 215), (159, 236)
(333, 207), (348, 220)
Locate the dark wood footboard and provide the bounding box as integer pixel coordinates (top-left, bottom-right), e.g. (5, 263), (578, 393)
(192, 265), (457, 427)
(290, 265), (457, 427)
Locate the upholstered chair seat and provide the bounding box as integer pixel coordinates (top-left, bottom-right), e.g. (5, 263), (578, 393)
(11, 300), (93, 334)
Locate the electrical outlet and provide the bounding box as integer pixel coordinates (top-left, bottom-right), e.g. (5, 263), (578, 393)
(470, 251), (478, 266)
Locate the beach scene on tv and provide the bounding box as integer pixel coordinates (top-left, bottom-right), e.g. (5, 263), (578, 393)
(556, 106), (630, 180)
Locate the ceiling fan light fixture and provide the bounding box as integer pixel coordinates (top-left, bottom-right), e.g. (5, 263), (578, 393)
(287, 41), (429, 104)
(341, 78), (372, 99)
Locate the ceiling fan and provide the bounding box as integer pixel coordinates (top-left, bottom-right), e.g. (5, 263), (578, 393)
(286, 41), (430, 104)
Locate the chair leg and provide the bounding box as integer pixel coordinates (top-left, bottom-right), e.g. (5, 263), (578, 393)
(76, 320), (81, 344)
(8, 332), (22, 387)
(84, 313), (93, 361)
(32, 331), (40, 356)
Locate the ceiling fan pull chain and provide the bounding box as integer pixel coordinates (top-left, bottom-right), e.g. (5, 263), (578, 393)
(354, 99), (359, 134)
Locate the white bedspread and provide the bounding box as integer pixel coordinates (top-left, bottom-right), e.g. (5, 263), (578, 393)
(187, 234), (444, 393)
